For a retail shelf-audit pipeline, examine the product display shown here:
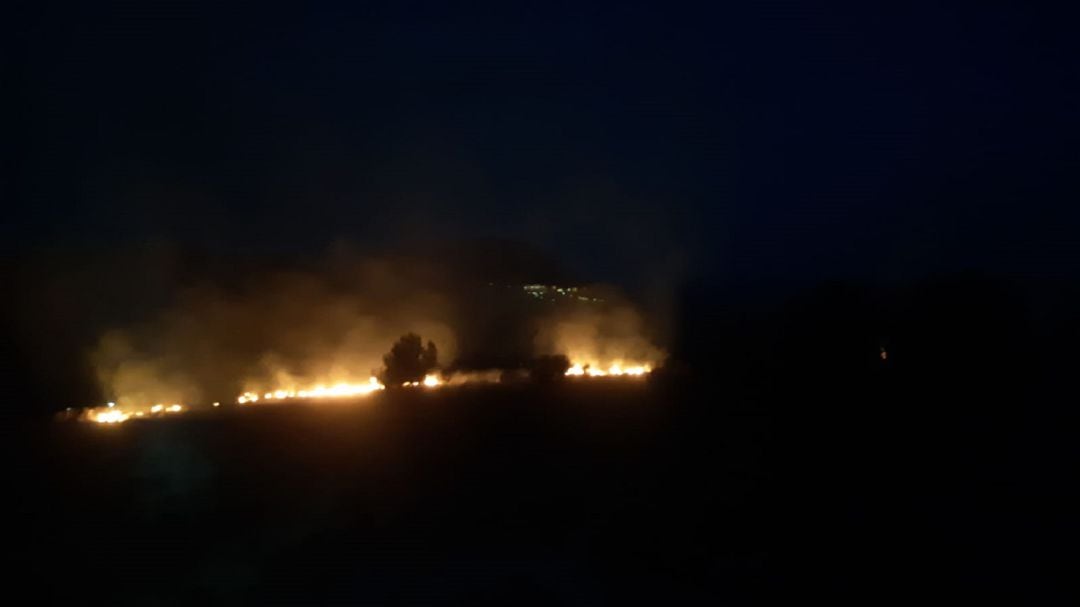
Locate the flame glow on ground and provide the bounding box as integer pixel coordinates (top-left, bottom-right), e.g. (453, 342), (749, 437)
(84, 402), (186, 424)
(237, 376), (386, 404)
(79, 360), (653, 424)
(565, 362), (651, 377)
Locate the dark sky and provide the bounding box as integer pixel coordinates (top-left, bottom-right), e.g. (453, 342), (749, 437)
(10, 1), (1079, 287)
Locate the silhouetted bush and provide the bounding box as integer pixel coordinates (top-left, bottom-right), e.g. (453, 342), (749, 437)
(381, 333), (438, 386)
(529, 354), (570, 383)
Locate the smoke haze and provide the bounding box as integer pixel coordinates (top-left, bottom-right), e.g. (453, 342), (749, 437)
(5, 240), (670, 410)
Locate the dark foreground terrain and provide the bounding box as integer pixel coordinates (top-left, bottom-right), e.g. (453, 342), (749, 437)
(17, 370), (1078, 604)
(21, 381), (768, 604)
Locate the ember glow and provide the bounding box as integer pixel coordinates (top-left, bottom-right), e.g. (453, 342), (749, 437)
(565, 362), (652, 377)
(237, 373), (461, 405)
(89, 409), (130, 424)
(84, 402), (186, 424)
(238, 376), (385, 404)
(75, 360), (654, 425)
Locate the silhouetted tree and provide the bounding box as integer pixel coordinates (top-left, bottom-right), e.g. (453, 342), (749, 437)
(529, 354), (570, 383)
(382, 333), (438, 386)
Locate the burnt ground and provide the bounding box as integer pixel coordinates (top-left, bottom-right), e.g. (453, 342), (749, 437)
(15, 370), (1077, 604)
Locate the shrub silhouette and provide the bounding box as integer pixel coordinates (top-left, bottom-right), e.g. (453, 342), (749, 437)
(382, 333), (438, 386)
(529, 354), (570, 383)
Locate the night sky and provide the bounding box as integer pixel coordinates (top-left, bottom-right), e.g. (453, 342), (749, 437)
(9, 1), (1079, 287)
